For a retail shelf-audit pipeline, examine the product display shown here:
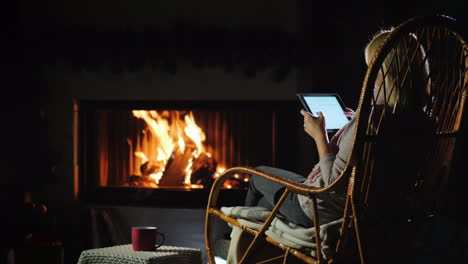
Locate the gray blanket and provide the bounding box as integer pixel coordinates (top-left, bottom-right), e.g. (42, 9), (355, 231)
(221, 206), (343, 259)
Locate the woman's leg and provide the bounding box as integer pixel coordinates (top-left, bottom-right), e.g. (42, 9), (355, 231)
(245, 166), (314, 227)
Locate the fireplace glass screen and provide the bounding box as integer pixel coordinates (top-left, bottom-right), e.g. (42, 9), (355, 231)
(77, 100), (296, 200)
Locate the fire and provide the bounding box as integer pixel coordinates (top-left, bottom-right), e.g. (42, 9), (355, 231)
(130, 110), (213, 187)
(184, 111), (205, 153)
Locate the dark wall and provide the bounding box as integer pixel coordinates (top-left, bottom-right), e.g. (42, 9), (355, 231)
(297, 0), (468, 109)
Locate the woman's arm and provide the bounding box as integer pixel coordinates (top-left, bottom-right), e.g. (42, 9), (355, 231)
(301, 109), (356, 186)
(319, 117), (356, 186)
(314, 132), (331, 160)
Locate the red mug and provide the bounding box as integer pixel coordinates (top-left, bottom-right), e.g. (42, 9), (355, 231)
(131, 226), (165, 251)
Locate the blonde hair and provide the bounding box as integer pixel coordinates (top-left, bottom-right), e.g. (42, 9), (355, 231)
(364, 28), (430, 110)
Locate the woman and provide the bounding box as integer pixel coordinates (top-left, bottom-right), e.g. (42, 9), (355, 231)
(224, 27), (432, 264)
(244, 27), (431, 228)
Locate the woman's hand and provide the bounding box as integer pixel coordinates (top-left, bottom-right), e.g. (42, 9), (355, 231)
(300, 109), (331, 159)
(300, 109), (327, 141)
(344, 107), (355, 118)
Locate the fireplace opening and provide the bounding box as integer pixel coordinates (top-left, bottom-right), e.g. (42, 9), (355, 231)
(75, 100), (298, 207)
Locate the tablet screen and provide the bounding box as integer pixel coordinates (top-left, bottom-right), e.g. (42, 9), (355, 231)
(299, 94), (349, 131)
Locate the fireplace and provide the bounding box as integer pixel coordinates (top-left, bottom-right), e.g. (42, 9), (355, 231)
(75, 99), (298, 207)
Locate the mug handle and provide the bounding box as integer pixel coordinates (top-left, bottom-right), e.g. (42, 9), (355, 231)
(155, 232), (166, 249)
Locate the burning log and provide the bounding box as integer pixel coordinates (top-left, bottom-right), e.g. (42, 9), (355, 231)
(128, 174), (157, 187)
(140, 160), (165, 177)
(129, 109), (220, 189)
(127, 160), (165, 187)
(190, 152), (217, 187)
(158, 145), (196, 187)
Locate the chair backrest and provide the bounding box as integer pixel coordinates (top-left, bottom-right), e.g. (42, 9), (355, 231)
(342, 15), (468, 262)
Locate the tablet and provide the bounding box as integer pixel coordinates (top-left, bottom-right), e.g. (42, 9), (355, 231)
(297, 93), (349, 132)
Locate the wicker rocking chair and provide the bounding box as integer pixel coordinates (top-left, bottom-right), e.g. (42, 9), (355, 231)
(204, 15), (468, 264)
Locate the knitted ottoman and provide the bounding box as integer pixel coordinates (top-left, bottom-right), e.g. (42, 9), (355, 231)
(77, 244), (202, 264)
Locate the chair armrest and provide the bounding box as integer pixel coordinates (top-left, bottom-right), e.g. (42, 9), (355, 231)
(208, 166), (351, 204)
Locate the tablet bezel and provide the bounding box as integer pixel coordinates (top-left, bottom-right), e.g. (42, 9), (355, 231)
(296, 93), (348, 132)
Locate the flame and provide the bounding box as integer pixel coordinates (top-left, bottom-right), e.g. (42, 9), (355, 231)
(178, 136), (185, 153)
(214, 166), (226, 178)
(184, 111), (206, 153)
(150, 171), (164, 184)
(183, 155), (194, 185)
(134, 152), (148, 164)
(132, 110), (174, 162)
(131, 110), (211, 187)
